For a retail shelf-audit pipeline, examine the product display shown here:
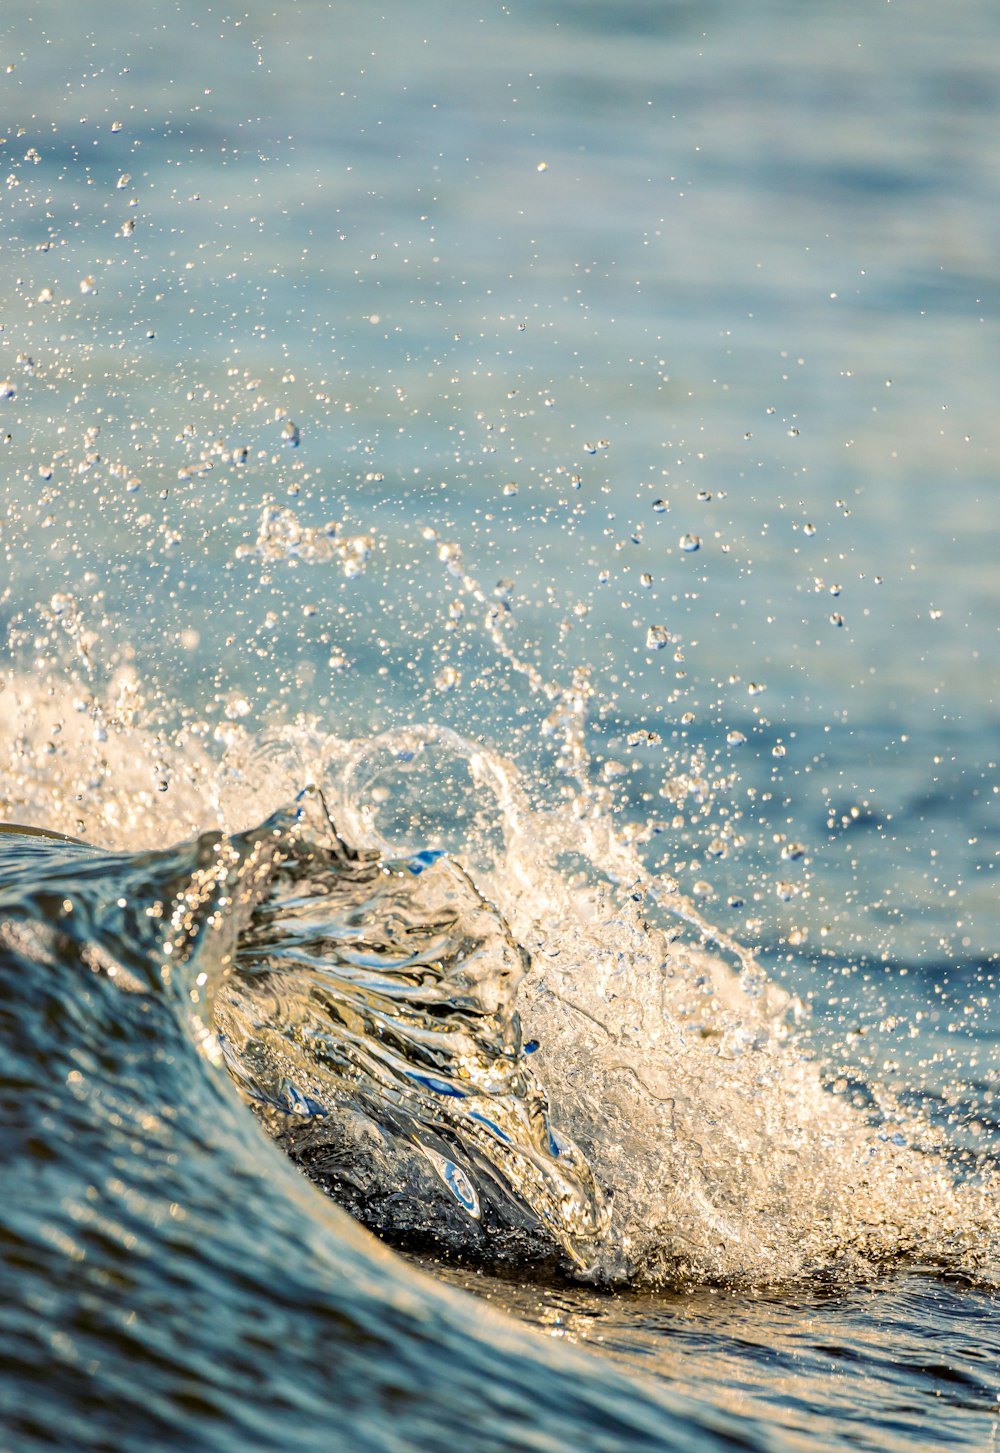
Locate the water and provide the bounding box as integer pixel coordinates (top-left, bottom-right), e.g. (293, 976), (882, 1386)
(2, 1), (1000, 1449)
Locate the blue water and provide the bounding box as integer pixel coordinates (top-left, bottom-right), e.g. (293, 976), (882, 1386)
(2, 1), (1000, 1449)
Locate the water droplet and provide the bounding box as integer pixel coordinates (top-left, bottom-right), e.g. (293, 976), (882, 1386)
(830, 612), (845, 627)
(280, 420), (300, 447)
(651, 498), (668, 513)
(116, 173), (131, 190)
(803, 522), (816, 537)
(747, 681), (766, 696)
(639, 572), (653, 588)
(502, 481), (518, 496)
(438, 541), (463, 577)
(435, 666), (459, 692)
(781, 842), (805, 861)
(726, 730), (747, 746)
(645, 624), (671, 651)
(627, 729), (662, 747)
(679, 533), (701, 552)
(0, 380), (14, 401)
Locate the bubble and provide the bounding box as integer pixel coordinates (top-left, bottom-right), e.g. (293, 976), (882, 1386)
(116, 173), (131, 190)
(772, 743), (786, 758)
(494, 579), (515, 602)
(829, 612), (845, 628)
(0, 381), (14, 401)
(651, 499), (668, 513)
(639, 572), (653, 588)
(435, 666), (460, 692)
(747, 682), (766, 696)
(37, 287), (54, 304)
(780, 843), (805, 861)
(696, 490), (712, 502)
(803, 522), (816, 537)
(726, 730), (747, 746)
(602, 760), (628, 780)
(645, 625), (671, 651)
(502, 482), (518, 496)
(280, 420), (301, 447)
(679, 533), (701, 553)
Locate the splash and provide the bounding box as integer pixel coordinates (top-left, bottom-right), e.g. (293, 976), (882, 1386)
(2, 671), (996, 1288)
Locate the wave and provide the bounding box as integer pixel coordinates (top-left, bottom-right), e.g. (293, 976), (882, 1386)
(1, 675), (996, 1289)
(2, 673), (999, 1449)
(0, 806), (725, 1453)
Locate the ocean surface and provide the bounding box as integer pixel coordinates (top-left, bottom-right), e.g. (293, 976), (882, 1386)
(2, 2), (1000, 1449)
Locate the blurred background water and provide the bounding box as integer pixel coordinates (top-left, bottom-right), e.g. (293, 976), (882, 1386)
(2, 2), (1000, 1450)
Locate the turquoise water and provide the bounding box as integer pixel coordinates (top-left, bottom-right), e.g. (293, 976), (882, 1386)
(2, 2), (1000, 1449)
